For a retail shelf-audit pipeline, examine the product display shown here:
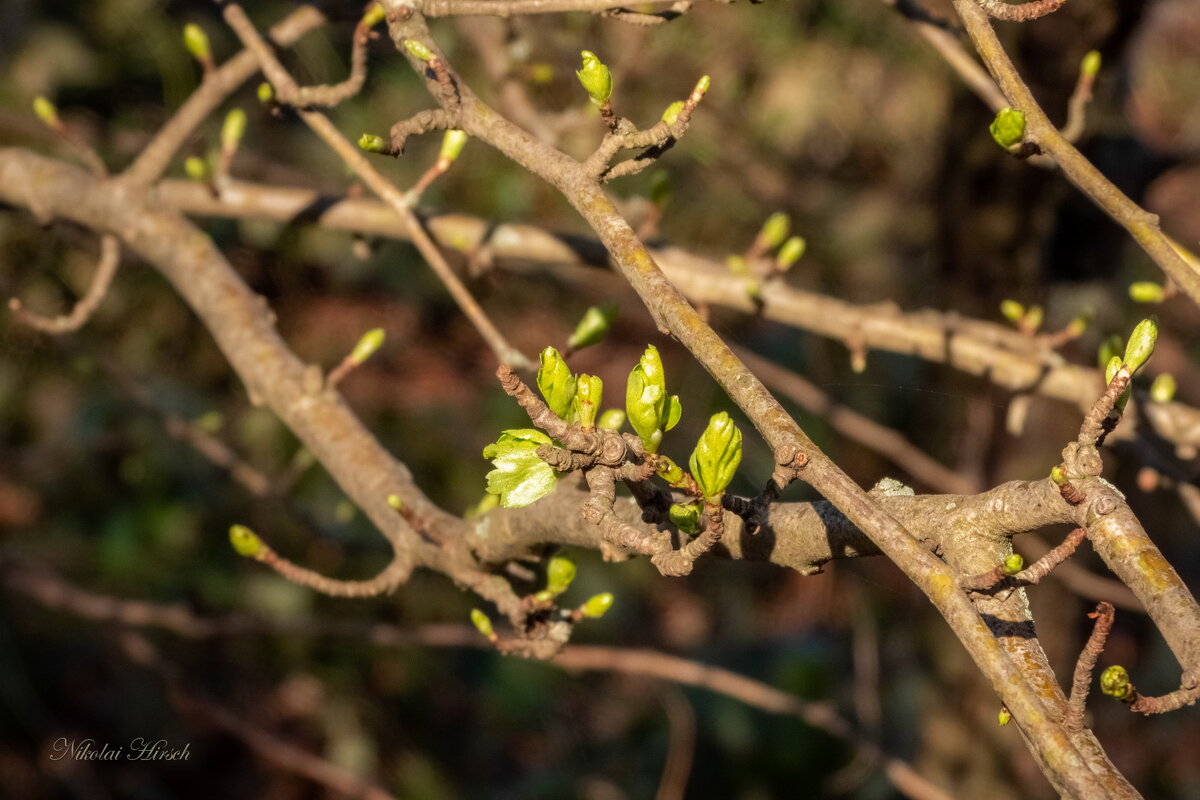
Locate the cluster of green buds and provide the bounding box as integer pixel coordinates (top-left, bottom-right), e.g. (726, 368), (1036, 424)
(1002, 554), (1024, 576)
(999, 299), (1043, 333)
(567, 303), (618, 352)
(989, 107), (1027, 150)
(1099, 665), (1131, 699)
(576, 50), (612, 105)
(534, 555), (577, 603)
(689, 412), (743, 503)
(625, 345), (682, 453)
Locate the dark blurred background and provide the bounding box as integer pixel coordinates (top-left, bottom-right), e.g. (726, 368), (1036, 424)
(1, 0), (1199, 797)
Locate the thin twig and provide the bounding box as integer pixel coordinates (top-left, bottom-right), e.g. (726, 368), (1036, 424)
(1064, 601), (1113, 732)
(8, 235), (120, 334)
(221, 7), (531, 369)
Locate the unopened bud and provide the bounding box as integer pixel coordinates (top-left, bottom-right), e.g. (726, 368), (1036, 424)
(229, 524), (265, 558)
(1128, 282), (1165, 303)
(757, 212), (790, 251)
(1099, 665), (1130, 699)
(567, 303), (618, 352)
(1150, 373), (1176, 403)
(661, 100), (685, 126)
(439, 129), (468, 163)
(32, 96), (61, 129)
(989, 107), (1026, 149)
(358, 133), (388, 153)
(360, 3), (385, 27)
(689, 412), (742, 501)
(1003, 554), (1024, 576)
(405, 40), (434, 62)
(597, 409), (625, 430)
(221, 108), (247, 152)
(1080, 50), (1101, 79)
(668, 503), (702, 535)
(776, 236), (806, 270)
(581, 592), (614, 619)
(546, 555), (576, 596)
(576, 50), (612, 105)
(470, 608), (495, 640)
(1050, 465), (1067, 486)
(1123, 317), (1158, 375)
(998, 707), (1012, 726)
(348, 328), (384, 365)
(694, 75), (711, 96)
(257, 82), (274, 103)
(182, 23), (211, 66)
(1000, 299), (1025, 325)
(184, 156), (209, 181)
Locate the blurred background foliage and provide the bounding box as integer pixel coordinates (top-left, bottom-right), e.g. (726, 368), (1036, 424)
(1, 0), (1199, 797)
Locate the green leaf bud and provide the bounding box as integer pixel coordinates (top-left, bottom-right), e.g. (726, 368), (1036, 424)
(1002, 554), (1024, 576)
(1150, 373), (1176, 404)
(1122, 317), (1158, 375)
(989, 107), (1026, 149)
(656, 454), (684, 485)
(32, 96), (61, 129)
(1050, 465), (1067, 486)
(387, 493), (403, 510)
(1000, 299), (1025, 325)
(182, 23), (211, 65)
(358, 133), (388, 153)
(546, 555), (577, 596)
(229, 524), (265, 558)
(581, 592), (614, 619)
(349, 327), (385, 365)
(1098, 334), (1123, 369)
(463, 492), (500, 519)
(626, 345), (669, 452)
(597, 409), (625, 430)
(1105, 355), (1122, 386)
(439, 129), (468, 163)
(998, 707), (1012, 726)
(361, 2), (386, 27)
(537, 346), (577, 420)
(777, 236), (806, 270)
(405, 39), (434, 61)
(1080, 50), (1101, 79)
(694, 75), (711, 96)
(184, 156), (209, 181)
(661, 100), (685, 126)
(689, 411), (743, 501)
(1099, 665), (1130, 699)
(668, 503), (703, 535)
(576, 50), (613, 105)
(221, 108), (247, 152)
(664, 395), (682, 432)
(758, 212), (790, 251)
(573, 374), (603, 429)
(482, 429), (560, 507)
(470, 608), (495, 639)
(1128, 281), (1165, 303)
(567, 302), (618, 351)
(256, 82), (274, 103)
